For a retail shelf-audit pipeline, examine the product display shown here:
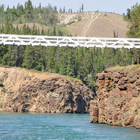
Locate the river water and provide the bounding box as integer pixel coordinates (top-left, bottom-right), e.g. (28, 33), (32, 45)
(0, 113), (140, 140)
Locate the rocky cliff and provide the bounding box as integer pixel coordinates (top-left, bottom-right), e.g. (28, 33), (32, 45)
(90, 65), (140, 129)
(0, 67), (94, 113)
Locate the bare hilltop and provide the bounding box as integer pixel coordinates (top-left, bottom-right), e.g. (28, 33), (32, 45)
(59, 12), (128, 38)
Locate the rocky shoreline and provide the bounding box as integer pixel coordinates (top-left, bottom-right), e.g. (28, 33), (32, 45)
(0, 67), (95, 113)
(90, 65), (140, 129)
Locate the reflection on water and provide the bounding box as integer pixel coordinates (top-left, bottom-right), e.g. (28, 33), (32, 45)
(0, 112), (140, 140)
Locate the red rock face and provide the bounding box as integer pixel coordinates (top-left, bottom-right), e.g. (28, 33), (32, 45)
(0, 67), (95, 114)
(90, 66), (140, 129)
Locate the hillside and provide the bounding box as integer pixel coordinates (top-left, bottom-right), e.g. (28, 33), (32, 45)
(0, 67), (94, 113)
(90, 65), (140, 129)
(13, 12), (128, 38)
(62, 12), (128, 38)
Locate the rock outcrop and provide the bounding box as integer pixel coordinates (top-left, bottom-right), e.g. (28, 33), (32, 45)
(0, 67), (94, 113)
(90, 65), (140, 129)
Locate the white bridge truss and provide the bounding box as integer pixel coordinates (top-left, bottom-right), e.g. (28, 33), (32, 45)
(0, 34), (140, 49)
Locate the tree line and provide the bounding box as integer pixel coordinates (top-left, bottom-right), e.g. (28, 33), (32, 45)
(0, 0), (84, 25)
(123, 3), (140, 65)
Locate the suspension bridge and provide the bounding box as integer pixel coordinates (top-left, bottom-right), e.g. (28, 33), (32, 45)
(0, 34), (140, 49)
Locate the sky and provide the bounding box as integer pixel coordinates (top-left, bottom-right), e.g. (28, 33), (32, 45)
(0, 0), (139, 15)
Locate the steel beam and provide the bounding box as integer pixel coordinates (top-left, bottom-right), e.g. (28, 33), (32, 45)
(0, 34), (140, 49)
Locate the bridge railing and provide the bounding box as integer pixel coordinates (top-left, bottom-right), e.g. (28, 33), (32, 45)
(0, 34), (140, 49)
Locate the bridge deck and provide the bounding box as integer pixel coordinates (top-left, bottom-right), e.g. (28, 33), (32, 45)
(0, 34), (140, 49)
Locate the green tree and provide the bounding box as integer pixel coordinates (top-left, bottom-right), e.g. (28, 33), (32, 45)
(0, 5), (5, 25)
(60, 54), (68, 75)
(3, 45), (18, 66)
(4, 16), (14, 34)
(63, 7), (65, 13)
(0, 45), (8, 64)
(53, 26), (56, 36)
(126, 3), (140, 38)
(67, 49), (75, 77)
(124, 3), (140, 64)
(32, 23), (37, 35)
(81, 4), (84, 12)
(24, 0), (33, 22)
(45, 47), (56, 72)
(126, 8), (131, 19)
(22, 46), (34, 69)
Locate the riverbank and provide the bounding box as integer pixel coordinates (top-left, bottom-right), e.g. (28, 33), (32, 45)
(0, 67), (94, 113)
(90, 65), (140, 129)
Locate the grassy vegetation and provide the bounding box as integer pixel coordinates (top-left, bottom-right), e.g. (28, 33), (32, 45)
(0, 104), (3, 108)
(108, 65), (126, 72)
(129, 105), (137, 114)
(115, 96), (121, 101)
(108, 65), (140, 73)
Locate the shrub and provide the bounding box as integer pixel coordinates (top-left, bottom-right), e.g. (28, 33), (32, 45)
(0, 78), (4, 87)
(78, 16), (82, 21)
(0, 104), (3, 108)
(67, 21), (75, 25)
(1, 88), (6, 93)
(0, 84), (4, 87)
(0, 79), (3, 82)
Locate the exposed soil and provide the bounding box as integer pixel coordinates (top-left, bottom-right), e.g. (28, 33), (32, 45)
(64, 12), (128, 38)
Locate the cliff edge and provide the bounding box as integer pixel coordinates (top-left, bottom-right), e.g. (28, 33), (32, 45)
(0, 67), (94, 113)
(90, 65), (140, 129)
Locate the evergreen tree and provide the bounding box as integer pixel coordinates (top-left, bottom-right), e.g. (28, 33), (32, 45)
(15, 25), (20, 34)
(81, 4), (84, 12)
(22, 46), (34, 69)
(126, 3), (140, 38)
(59, 7), (62, 13)
(0, 5), (5, 25)
(45, 47), (56, 72)
(32, 23), (37, 35)
(53, 26), (56, 36)
(63, 7), (65, 13)
(0, 45), (8, 64)
(3, 45), (18, 66)
(17, 45), (25, 67)
(67, 49), (75, 77)
(4, 16), (14, 34)
(77, 48), (88, 81)
(126, 8), (131, 19)
(60, 54), (68, 75)
(24, 0), (33, 22)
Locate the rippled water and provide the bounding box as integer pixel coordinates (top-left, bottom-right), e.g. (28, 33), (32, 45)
(0, 113), (140, 140)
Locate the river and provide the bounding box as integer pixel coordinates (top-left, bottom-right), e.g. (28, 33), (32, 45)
(0, 113), (140, 140)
